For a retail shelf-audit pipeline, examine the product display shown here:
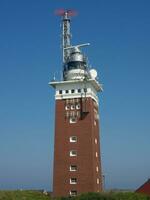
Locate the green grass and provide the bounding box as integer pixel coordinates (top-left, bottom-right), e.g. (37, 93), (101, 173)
(74, 192), (150, 200)
(56, 192), (150, 200)
(0, 190), (50, 200)
(0, 191), (150, 200)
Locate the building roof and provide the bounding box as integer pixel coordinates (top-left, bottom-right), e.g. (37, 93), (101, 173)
(136, 179), (150, 196)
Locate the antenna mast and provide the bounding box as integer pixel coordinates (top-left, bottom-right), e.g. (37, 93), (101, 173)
(55, 9), (77, 63)
(62, 11), (71, 63)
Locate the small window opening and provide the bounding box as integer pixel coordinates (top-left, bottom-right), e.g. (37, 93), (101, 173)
(70, 190), (77, 196)
(76, 104), (80, 109)
(70, 117), (77, 124)
(96, 166), (99, 172)
(59, 90), (62, 94)
(71, 105), (75, 110)
(70, 178), (77, 184)
(70, 165), (77, 171)
(70, 150), (77, 157)
(65, 105), (70, 110)
(95, 138), (98, 144)
(70, 136), (77, 143)
(97, 178), (100, 184)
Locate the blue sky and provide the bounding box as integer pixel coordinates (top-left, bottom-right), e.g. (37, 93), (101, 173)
(0, 0), (150, 191)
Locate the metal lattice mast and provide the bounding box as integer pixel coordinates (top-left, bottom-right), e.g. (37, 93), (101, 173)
(55, 9), (77, 64)
(62, 11), (71, 63)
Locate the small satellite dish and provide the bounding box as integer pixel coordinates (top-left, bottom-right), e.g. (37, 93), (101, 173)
(90, 69), (97, 79)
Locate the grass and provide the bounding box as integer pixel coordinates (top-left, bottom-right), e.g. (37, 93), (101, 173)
(0, 191), (149, 200)
(0, 190), (50, 200)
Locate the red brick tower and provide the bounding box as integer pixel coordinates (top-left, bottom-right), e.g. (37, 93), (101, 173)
(49, 10), (103, 197)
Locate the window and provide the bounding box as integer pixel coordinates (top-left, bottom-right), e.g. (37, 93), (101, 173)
(66, 99), (70, 104)
(78, 89), (81, 93)
(66, 90), (69, 94)
(76, 104), (80, 109)
(71, 105), (75, 110)
(65, 105), (70, 110)
(76, 111), (80, 117)
(70, 150), (77, 157)
(59, 90), (62, 94)
(70, 190), (77, 196)
(70, 165), (77, 171)
(97, 178), (100, 184)
(96, 152), (98, 157)
(70, 99), (75, 103)
(70, 136), (77, 143)
(66, 112), (69, 118)
(96, 166), (99, 172)
(95, 113), (99, 120)
(71, 89), (75, 93)
(94, 120), (97, 126)
(75, 98), (79, 103)
(70, 117), (77, 124)
(70, 111), (74, 117)
(70, 178), (77, 184)
(95, 138), (98, 144)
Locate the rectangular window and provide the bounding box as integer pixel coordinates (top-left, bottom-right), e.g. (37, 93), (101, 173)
(59, 90), (62, 94)
(70, 150), (77, 157)
(76, 104), (80, 109)
(96, 152), (98, 157)
(75, 98), (79, 103)
(69, 117), (77, 124)
(70, 190), (77, 196)
(66, 90), (69, 94)
(96, 166), (99, 172)
(78, 89), (81, 93)
(70, 165), (77, 171)
(66, 99), (70, 104)
(71, 89), (75, 93)
(66, 112), (69, 118)
(95, 138), (98, 144)
(70, 136), (77, 143)
(65, 105), (70, 110)
(97, 178), (99, 184)
(71, 105), (75, 110)
(76, 111), (80, 117)
(70, 178), (77, 184)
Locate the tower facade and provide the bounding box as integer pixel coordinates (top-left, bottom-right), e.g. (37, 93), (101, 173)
(50, 10), (103, 197)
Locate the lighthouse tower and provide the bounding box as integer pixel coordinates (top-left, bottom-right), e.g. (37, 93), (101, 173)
(49, 10), (103, 197)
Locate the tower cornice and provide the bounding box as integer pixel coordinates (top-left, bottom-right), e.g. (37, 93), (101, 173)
(49, 79), (103, 92)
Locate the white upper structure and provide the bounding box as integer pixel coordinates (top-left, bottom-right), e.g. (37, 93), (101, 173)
(49, 10), (102, 104)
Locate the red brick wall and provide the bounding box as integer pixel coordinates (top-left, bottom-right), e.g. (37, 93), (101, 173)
(53, 97), (103, 197)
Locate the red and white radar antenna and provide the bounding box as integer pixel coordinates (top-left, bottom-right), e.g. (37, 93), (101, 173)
(55, 9), (77, 63)
(55, 8), (77, 17)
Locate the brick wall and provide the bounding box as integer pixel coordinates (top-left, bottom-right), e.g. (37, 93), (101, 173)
(53, 97), (103, 197)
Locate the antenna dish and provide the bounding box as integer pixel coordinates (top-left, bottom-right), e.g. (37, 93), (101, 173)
(90, 69), (97, 79)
